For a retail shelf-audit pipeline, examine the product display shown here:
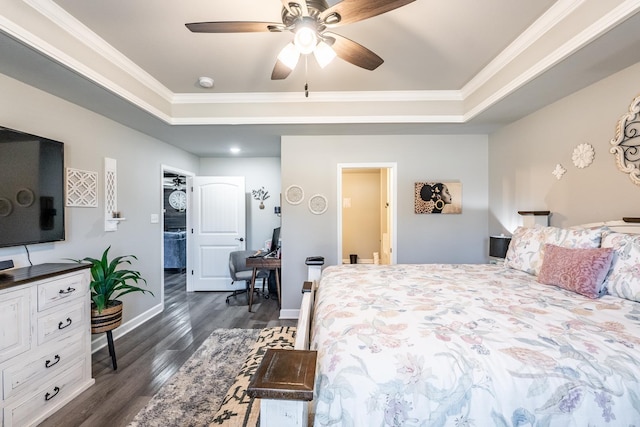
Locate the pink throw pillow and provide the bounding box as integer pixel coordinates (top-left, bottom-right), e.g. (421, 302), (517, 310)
(537, 244), (613, 299)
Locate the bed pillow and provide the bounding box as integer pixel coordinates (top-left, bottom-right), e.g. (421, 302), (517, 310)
(505, 225), (603, 275)
(600, 231), (640, 302)
(537, 244), (613, 299)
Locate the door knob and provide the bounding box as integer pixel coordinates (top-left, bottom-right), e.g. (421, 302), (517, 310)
(236, 237), (244, 242)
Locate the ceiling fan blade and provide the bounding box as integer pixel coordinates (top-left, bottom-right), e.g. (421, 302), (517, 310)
(320, 0), (416, 26)
(185, 21), (284, 33)
(271, 60), (294, 80)
(324, 32), (383, 71)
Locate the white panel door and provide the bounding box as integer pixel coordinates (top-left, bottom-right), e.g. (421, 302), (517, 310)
(187, 176), (246, 291)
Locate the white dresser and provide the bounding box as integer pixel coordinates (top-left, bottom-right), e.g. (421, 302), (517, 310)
(0, 264), (94, 427)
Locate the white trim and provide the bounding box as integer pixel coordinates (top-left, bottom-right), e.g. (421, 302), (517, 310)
(173, 90), (462, 104)
(0, 13), (174, 125)
(279, 309), (300, 320)
(170, 115), (465, 126)
(462, 0), (586, 98)
(23, 0), (174, 102)
(464, 0), (640, 121)
(9, 0), (639, 128)
(91, 303), (163, 353)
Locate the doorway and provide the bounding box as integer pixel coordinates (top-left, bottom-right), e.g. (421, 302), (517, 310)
(337, 163), (397, 265)
(161, 165), (194, 307)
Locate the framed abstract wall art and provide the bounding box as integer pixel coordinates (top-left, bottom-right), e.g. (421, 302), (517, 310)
(414, 182), (462, 214)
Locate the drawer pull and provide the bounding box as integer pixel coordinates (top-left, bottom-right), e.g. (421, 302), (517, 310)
(45, 354), (61, 368)
(44, 386), (60, 401)
(58, 318), (72, 329)
(58, 286), (76, 295)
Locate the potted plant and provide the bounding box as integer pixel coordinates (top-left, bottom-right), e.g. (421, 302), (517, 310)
(74, 246), (153, 334)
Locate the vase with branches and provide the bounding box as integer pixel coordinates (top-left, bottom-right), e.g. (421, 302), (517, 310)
(252, 187), (270, 209)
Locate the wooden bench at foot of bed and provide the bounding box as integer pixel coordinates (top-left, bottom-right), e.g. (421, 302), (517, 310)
(242, 281), (318, 427)
(247, 349), (317, 427)
(210, 327), (296, 426)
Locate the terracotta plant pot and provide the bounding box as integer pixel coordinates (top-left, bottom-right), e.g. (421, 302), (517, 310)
(91, 300), (123, 334)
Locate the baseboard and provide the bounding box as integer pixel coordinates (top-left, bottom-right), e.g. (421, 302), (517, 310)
(341, 258), (374, 264)
(279, 309), (299, 320)
(91, 303), (163, 353)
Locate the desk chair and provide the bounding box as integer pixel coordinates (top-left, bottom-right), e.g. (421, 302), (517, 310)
(227, 250), (269, 304)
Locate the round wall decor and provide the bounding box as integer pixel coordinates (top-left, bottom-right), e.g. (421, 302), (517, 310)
(285, 185), (304, 205)
(15, 188), (35, 207)
(308, 194), (328, 215)
(572, 143), (594, 168)
(0, 197), (12, 217)
(168, 190), (187, 211)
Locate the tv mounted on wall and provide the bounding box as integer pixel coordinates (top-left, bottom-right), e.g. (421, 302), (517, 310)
(0, 126), (65, 248)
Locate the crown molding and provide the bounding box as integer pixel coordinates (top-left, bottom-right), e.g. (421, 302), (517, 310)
(23, 0), (174, 102)
(170, 114), (465, 126)
(0, 12), (174, 125)
(172, 90), (463, 104)
(10, 0), (640, 128)
(464, 0), (640, 121)
(461, 0), (586, 98)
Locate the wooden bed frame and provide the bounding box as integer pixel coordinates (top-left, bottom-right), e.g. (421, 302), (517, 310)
(266, 219), (640, 427)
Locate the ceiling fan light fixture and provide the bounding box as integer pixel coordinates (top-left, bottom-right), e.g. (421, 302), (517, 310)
(277, 42), (300, 70)
(314, 41), (336, 68)
(294, 26), (317, 54)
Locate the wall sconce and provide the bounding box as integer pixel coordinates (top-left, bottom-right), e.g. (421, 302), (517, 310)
(274, 206), (281, 216)
(489, 235), (512, 259)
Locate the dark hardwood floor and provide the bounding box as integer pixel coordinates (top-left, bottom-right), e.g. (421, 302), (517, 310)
(40, 271), (294, 427)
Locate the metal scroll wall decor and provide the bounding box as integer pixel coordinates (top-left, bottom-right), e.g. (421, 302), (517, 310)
(610, 93), (640, 186)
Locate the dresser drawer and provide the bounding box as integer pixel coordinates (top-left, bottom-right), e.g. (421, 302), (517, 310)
(37, 272), (88, 312)
(3, 333), (85, 401)
(4, 359), (85, 427)
(0, 288), (31, 365)
(37, 301), (85, 345)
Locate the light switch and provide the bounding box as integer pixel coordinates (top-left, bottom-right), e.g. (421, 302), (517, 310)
(150, 214), (159, 224)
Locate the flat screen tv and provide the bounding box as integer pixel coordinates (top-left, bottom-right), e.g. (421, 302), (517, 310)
(0, 126), (65, 248)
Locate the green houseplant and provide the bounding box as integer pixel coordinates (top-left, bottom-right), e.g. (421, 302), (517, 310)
(74, 246), (153, 334)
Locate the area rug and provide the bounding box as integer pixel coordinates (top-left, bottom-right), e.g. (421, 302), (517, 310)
(128, 328), (260, 427)
(210, 326), (296, 425)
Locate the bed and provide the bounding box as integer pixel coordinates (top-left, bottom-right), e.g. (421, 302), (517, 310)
(298, 221), (640, 426)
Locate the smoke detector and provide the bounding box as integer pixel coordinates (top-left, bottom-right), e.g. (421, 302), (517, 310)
(198, 76), (214, 88)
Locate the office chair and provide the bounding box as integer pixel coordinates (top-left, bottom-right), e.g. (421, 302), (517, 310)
(227, 250), (269, 304)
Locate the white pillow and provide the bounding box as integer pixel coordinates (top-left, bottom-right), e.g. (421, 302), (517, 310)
(505, 225), (603, 275)
(601, 231), (640, 302)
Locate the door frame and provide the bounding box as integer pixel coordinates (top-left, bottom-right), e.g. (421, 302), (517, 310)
(337, 162), (397, 264)
(160, 165), (195, 308)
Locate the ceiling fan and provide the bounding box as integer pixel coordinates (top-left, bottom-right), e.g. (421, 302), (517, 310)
(185, 0), (416, 80)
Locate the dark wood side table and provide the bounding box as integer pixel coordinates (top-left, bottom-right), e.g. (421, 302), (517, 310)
(246, 256), (281, 312)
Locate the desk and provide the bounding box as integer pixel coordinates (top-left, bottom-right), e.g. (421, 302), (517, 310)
(246, 256), (281, 312)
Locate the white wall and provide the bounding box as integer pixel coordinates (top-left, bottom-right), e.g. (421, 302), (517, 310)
(280, 134), (489, 315)
(199, 157), (281, 250)
(0, 73), (199, 331)
(488, 61), (640, 233)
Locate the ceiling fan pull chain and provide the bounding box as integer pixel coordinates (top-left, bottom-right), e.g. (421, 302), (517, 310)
(305, 56), (309, 98)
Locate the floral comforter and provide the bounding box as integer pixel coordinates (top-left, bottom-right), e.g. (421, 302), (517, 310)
(310, 264), (640, 427)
